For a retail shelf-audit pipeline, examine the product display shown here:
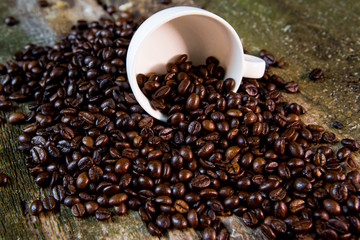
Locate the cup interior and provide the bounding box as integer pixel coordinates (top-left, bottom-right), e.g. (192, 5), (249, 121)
(127, 7), (244, 121)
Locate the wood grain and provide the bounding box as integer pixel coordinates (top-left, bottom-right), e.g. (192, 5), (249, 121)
(0, 0), (359, 239)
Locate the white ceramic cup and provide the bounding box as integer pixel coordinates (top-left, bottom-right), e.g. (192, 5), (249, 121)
(127, 6), (266, 122)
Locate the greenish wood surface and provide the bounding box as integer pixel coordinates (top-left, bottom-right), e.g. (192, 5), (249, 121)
(0, 0), (359, 239)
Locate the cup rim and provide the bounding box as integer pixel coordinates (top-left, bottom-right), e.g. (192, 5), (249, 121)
(126, 6), (245, 122)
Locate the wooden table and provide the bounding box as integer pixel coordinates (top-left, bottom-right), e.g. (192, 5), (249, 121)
(0, 0), (359, 239)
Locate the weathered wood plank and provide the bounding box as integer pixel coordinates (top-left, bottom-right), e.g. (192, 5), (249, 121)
(0, 0), (359, 239)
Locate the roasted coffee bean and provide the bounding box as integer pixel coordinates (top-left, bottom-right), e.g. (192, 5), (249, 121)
(156, 214), (171, 230)
(293, 177), (312, 192)
(8, 112), (25, 124)
(289, 199), (305, 213)
(337, 147), (351, 161)
(64, 196), (80, 207)
(341, 138), (359, 151)
(0, 173), (9, 187)
(4, 16), (18, 26)
(95, 207), (111, 221)
(71, 203), (86, 217)
(52, 185), (66, 202)
(170, 213), (187, 230)
(147, 222), (161, 236)
(242, 211), (258, 227)
(42, 196), (56, 211)
(309, 68), (323, 80)
(76, 172), (89, 189)
(202, 227), (216, 240)
(261, 223), (276, 240)
(187, 209), (198, 228)
(269, 187), (286, 201)
(329, 183), (348, 202)
(30, 146), (47, 164)
(85, 201), (99, 215)
(38, 0), (49, 7)
(292, 219), (312, 234)
(186, 93), (200, 111)
(30, 200), (43, 216)
(191, 174), (210, 188)
(109, 193), (128, 205)
(323, 198), (341, 215)
(114, 202), (127, 216)
(284, 81), (299, 93)
(346, 195), (359, 211)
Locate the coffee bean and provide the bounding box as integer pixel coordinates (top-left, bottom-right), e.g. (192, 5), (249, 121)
(0, 172), (9, 187)
(323, 198), (341, 215)
(191, 175), (210, 189)
(85, 201), (99, 215)
(156, 214), (171, 230)
(147, 222), (161, 236)
(38, 0), (49, 7)
(309, 68), (323, 80)
(187, 209), (198, 228)
(160, 0), (172, 5)
(242, 211), (258, 227)
(42, 196), (56, 211)
(289, 199), (305, 213)
(95, 207), (111, 221)
(185, 93), (200, 111)
(341, 138), (360, 151)
(260, 223), (276, 240)
(202, 227), (216, 240)
(269, 187), (286, 201)
(8, 112), (25, 124)
(4, 16), (18, 26)
(175, 77), (190, 94)
(114, 202), (127, 216)
(293, 177), (312, 192)
(30, 146), (47, 164)
(328, 218), (348, 234)
(30, 200), (43, 216)
(322, 131), (336, 143)
(174, 199), (189, 214)
(292, 219), (312, 234)
(197, 142), (215, 158)
(52, 185), (66, 202)
(226, 161), (240, 175)
(333, 121), (343, 129)
(71, 203), (86, 217)
(115, 158), (131, 175)
(329, 183), (348, 202)
(288, 141), (304, 158)
(346, 195), (360, 211)
(171, 213), (187, 229)
(247, 192), (263, 207)
(109, 193), (128, 205)
(337, 147), (352, 161)
(284, 81), (299, 93)
(61, 194), (79, 206)
(76, 172), (89, 189)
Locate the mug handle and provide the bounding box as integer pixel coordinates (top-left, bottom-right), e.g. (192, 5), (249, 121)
(243, 54), (266, 79)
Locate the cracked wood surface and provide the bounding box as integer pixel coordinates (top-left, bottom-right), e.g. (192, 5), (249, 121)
(0, 0), (359, 239)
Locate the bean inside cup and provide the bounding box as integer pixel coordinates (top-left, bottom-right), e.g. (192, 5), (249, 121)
(137, 54), (235, 123)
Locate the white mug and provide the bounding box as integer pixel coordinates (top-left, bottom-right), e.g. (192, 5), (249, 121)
(127, 6), (266, 122)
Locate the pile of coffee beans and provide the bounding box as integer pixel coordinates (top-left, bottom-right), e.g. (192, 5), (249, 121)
(0, 10), (359, 240)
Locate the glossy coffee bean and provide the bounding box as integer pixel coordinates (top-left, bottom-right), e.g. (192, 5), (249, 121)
(30, 200), (43, 216)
